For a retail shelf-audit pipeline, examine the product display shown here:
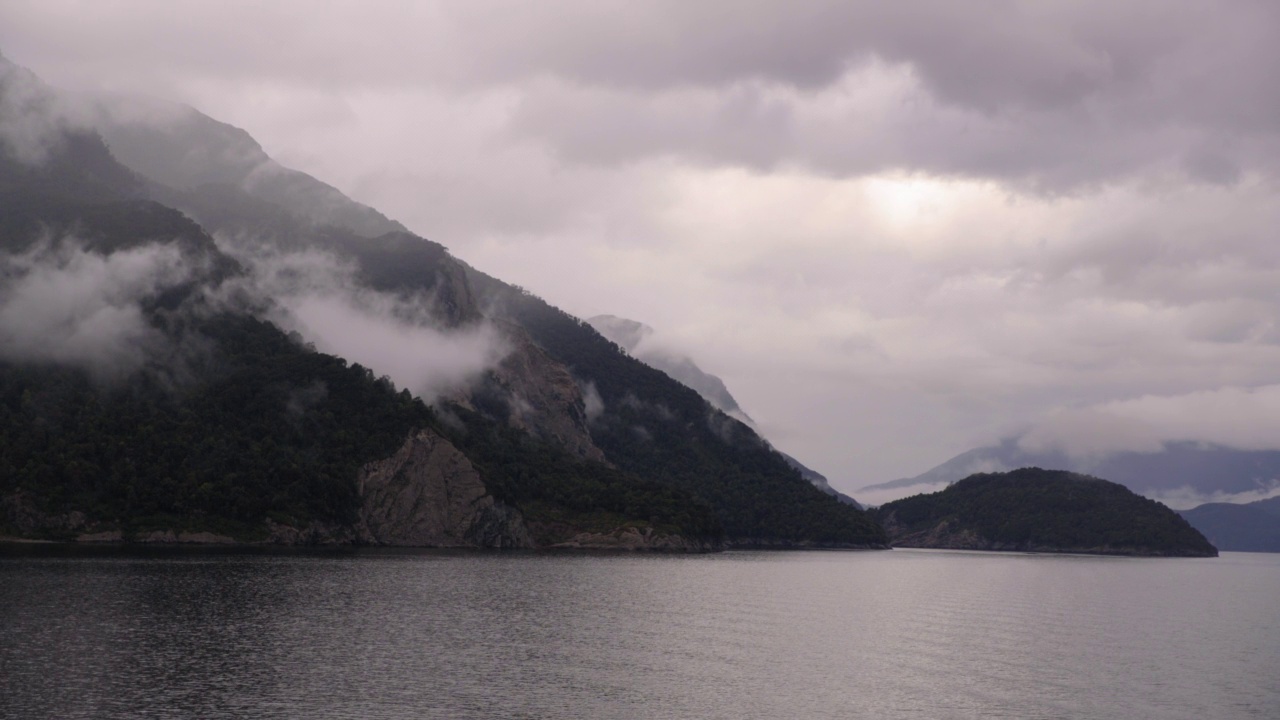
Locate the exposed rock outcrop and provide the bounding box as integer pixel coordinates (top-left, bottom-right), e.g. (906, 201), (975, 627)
(356, 427), (533, 548)
(473, 322), (607, 463)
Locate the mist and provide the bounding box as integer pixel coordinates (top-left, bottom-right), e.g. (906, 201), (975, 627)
(0, 238), (194, 379)
(1145, 481), (1280, 512)
(0, 51), (94, 165)
(1019, 386), (1280, 461)
(218, 242), (509, 402)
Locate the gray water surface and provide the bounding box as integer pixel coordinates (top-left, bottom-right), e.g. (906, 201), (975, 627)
(2, 547), (1277, 719)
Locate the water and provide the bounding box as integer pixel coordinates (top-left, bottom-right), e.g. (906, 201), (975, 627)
(2, 547), (1277, 720)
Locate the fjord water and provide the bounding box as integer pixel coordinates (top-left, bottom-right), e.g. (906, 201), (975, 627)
(2, 548), (1277, 719)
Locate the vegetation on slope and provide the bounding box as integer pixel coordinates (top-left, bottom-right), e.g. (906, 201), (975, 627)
(0, 312), (722, 544)
(873, 468), (1217, 556)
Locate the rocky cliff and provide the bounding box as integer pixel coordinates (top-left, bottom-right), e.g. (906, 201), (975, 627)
(479, 323), (607, 463)
(356, 428), (533, 548)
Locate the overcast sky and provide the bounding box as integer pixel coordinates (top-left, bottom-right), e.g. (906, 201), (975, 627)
(4, 1), (1280, 491)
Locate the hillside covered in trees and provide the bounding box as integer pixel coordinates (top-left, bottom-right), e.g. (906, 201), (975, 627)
(873, 468), (1217, 557)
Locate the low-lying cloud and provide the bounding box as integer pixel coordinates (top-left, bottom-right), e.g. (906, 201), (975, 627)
(1144, 481), (1280, 512)
(1020, 385), (1280, 461)
(856, 481), (951, 509)
(0, 238), (193, 378)
(0, 52), (94, 165)
(220, 244), (508, 401)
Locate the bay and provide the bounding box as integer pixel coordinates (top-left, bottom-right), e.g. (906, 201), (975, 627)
(2, 546), (1277, 719)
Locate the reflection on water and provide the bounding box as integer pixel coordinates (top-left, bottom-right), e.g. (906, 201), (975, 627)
(2, 546), (1278, 719)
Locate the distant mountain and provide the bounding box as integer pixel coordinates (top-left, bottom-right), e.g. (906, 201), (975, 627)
(872, 468), (1218, 557)
(1179, 497), (1280, 552)
(586, 314), (860, 507)
(861, 437), (1280, 507)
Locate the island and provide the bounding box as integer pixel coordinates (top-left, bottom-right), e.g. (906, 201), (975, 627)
(871, 468), (1218, 557)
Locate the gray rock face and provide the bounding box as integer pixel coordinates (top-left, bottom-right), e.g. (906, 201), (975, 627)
(357, 428), (533, 548)
(485, 323), (607, 463)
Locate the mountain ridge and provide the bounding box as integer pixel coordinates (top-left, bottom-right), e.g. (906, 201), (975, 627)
(586, 314), (861, 507)
(1179, 496), (1280, 552)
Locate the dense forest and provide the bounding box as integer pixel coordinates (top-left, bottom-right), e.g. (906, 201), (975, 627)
(873, 468), (1217, 556)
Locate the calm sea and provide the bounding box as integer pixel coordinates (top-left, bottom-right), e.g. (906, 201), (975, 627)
(2, 546), (1277, 719)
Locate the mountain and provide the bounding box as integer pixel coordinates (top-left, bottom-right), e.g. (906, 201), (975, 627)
(1179, 496), (1280, 552)
(872, 468), (1218, 557)
(0, 54), (886, 550)
(586, 314), (860, 507)
(94, 98), (406, 238)
(0, 124), (721, 548)
(861, 437), (1280, 507)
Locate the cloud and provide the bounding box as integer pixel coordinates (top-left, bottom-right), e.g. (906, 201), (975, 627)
(0, 238), (193, 378)
(1144, 481), (1280, 512)
(285, 293), (505, 401)
(856, 481), (951, 509)
(0, 51), (95, 164)
(580, 380), (604, 422)
(218, 244), (509, 401)
(1100, 386), (1280, 452)
(8, 2), (1280, 187)
(1018, 409), (1165, 460)
(1013, 383), (1280, 464)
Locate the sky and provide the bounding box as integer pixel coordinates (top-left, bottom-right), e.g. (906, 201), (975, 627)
(3, 1), (1280, 493)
